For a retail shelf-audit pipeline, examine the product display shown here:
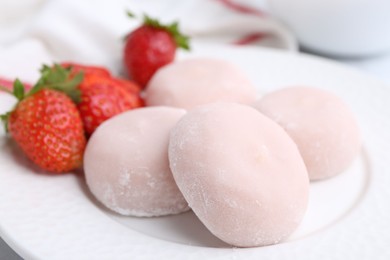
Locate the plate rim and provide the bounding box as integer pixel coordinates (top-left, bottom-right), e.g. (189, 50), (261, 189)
(1, 43), (390, 259)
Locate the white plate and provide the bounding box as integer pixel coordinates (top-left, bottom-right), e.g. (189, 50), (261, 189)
(1, 44), (390, 260)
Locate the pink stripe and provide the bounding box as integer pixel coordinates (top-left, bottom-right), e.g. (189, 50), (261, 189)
(215, 0), (265, 16)
(233, 32), (267, 45)
(0, 78), (14, 91)
(215, 0), (270, 45)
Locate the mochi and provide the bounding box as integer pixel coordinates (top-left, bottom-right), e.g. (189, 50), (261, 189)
(253, 86), (361, 180)
(84, 107), (189, 217)
(169, 102), (309, 247)
(145, 58), (257, 109)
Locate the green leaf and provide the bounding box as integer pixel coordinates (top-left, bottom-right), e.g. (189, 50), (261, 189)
(142, 16), (191, 51)
(173, 31), (190, 50)
(39, 64), (51, 73)
(53, 64), (67, 82)
(143, 14), (161, 28)
(65, 88), (81, 103)
(29, 64), (52, 96)
(26, 63), (84, 103)
(51, 71), (84, 103)
(0, 112), (10, 133)
(28, 81), (45, 97)
(69, 71), (84, 87)
(168, 21), (190, 50)
(12, 79), (25, 101)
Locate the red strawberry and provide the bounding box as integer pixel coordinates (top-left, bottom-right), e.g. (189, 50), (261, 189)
(46, 63), (143, 136)
(112, 78), (142, 93)
(77, 73), (144, 135)
(123, 14), (190, 87)
(0, 69), (86, 173)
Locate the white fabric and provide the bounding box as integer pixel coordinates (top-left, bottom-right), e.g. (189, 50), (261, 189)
(0, 0), (296, 82)
(2, 0), (390, 84)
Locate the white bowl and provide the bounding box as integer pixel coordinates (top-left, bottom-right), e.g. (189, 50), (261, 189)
(268, 0), (390, 57)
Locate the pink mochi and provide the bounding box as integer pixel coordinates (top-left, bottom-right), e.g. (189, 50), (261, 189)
(169, 102), (309, 247)
(84, 107), (189, 217)
(145, 58), (257, 109)
(253, 86), (361, 180)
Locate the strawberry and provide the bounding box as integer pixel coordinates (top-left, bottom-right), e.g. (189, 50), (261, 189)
(57, 63), (144, 135)
(123, 13), (190, 87)
(112, 78), (142, 93)
(76, 73), (144, 135)
(0, 67), (86, 173)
